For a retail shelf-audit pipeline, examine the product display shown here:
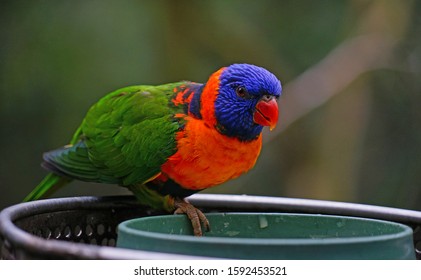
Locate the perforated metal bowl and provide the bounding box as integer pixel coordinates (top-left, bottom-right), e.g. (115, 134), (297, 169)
(1, 194), (420, 259)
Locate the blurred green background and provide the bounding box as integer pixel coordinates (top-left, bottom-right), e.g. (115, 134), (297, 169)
(1, 0), (420, 211)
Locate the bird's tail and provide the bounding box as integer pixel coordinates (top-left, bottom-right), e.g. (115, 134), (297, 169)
(23, 173), (71, 202)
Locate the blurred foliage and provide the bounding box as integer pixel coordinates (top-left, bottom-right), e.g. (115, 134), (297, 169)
(0, 0), (420, 211)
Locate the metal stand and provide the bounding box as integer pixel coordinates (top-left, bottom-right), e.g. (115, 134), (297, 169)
(1, 194), (420, 259)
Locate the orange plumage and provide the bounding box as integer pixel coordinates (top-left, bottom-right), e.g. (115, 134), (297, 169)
(161, 115), (263, 190)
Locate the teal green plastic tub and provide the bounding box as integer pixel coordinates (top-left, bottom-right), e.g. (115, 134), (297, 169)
(117, 213), (415, 259)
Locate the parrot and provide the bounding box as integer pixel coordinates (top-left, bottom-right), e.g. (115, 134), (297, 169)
(24, 63), (282, 236)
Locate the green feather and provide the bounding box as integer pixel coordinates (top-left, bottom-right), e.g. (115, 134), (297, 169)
(25, 82), (187, 203)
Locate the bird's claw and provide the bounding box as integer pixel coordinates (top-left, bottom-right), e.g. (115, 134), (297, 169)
(173, 199), (210, 236)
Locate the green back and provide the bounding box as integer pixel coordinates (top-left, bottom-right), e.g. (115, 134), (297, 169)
(45, 83), (186, 186)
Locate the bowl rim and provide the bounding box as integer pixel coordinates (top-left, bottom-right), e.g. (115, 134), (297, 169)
(118, 212), (414, 246)
(2, 195), (420, 259)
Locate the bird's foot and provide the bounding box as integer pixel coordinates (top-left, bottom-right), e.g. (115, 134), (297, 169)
(173, 198), (210, 237)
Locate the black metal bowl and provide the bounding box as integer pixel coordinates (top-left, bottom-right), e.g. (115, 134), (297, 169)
(1, 194), (420, 259)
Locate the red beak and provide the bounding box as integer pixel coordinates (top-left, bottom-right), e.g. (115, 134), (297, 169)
(253, 96), (279, 131)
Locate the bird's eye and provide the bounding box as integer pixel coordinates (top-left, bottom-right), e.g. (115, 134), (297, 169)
(236, 86), (248, 98)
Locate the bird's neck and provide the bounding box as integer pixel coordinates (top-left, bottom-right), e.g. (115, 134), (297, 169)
(172, 68), (262, 142)
(171, 68), (224, 124)
(199, 67), (226, 127)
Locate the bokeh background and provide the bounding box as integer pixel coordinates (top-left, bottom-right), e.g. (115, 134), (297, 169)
(1, 0), (420, 211)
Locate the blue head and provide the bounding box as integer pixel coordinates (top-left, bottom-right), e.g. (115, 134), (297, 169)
(214, 63), (282, 141)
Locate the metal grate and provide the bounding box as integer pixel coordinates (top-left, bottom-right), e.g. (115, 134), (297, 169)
(1, 194), (421, 259)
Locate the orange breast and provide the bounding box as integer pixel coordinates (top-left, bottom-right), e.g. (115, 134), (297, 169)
(160, 116), (262, 190)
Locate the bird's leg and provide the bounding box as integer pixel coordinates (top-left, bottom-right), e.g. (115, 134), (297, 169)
(127, 184), (210, 236)
(173, 198), (210, 237)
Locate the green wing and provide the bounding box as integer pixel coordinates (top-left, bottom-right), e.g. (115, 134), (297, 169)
(43, 83), (185, 186)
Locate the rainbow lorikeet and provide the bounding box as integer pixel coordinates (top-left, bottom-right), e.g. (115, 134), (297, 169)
(24, 64), (282, 236)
